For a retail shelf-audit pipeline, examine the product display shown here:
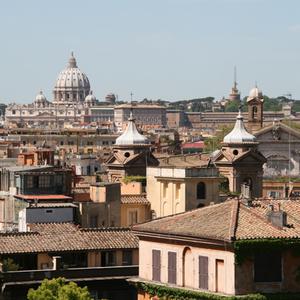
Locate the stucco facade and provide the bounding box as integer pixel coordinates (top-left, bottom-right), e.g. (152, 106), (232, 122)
(138, 239), (236, 294)
(147, 166), (220, 218)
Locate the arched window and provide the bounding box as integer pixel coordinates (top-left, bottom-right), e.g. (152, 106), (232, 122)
(197, 182), (206, 199)
(252, 106), (257, 119)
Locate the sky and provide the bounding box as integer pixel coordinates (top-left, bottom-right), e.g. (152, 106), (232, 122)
(0, 0), (300, 103)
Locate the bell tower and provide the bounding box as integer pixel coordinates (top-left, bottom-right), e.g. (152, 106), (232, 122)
(213, 109), (266, 198)
(247, 85), (264, 133)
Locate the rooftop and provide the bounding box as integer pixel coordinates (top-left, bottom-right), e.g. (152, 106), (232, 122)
(133, 199), (300, 242)
(0, 223), (138, 254)
(121, 194), (149, 205)
(14, 195), (73, 201)
(157, 153), (211, 168)
(3, 165), (53, 172)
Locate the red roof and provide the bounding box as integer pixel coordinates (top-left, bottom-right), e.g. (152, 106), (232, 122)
(181, 141), (205, 149)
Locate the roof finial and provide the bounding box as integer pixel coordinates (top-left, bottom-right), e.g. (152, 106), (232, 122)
(238, 104), (243, 118)
(255, 81), (258, 88)
(68, 52), (77, 68)
(234, 65), (237, 88)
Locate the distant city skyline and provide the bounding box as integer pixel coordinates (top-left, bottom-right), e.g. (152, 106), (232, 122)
(1, 0), (300, 103)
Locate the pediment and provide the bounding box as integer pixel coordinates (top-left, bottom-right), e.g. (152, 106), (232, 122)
(255, 123), (300, 141)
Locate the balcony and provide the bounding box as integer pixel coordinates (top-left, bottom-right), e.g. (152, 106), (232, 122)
(1, 265), (138, 287)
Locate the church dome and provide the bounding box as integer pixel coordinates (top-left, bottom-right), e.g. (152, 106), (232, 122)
(223, 110), (256, 143)
(35, 90), (47, 103)
(115, 113), (149, 145)
(34, 91), (49, 107)
(247, 86), (263, 102)
(53, 52), (90, 103)
(84, 91), (97, 106)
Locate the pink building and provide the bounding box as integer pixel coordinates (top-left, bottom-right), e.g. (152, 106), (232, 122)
(133, 199), (300, 298)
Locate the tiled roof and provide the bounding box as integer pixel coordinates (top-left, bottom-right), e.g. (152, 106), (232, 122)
(0, 223), (138, 254)
(121, 194), (150, 205)
(181, 141), (205, 149)
(133, 199), (300, 242)
(158, 153), (211, 168)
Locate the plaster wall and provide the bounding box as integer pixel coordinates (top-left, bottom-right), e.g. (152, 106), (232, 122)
(139, 240), (236, 295)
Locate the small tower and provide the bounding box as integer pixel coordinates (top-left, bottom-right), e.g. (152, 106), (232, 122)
(228, 66), (240, 102)
(247, 85), (264, 133)
(213, 109), (266, 197)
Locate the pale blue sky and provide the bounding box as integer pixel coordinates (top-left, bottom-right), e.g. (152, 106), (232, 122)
(0, 0), (300, 103)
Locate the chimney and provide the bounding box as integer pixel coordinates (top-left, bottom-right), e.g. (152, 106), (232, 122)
(267, 204), (287, 228)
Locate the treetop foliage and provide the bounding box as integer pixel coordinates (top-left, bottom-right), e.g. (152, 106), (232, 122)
(27, 277), (92, 300)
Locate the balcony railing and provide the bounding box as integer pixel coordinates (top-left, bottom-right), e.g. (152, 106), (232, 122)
(1, 265), (138, 284)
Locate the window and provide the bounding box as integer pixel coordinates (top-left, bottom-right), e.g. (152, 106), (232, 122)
(89, 215), (98, 228)
(175, 183), (180, 199)
(199, 256), (209, 290)
(122, 250), (133, 265)
(197, 182), (206, 199)
(27, 176), (33, 188)
(168, 252), (177, 284)
(129, 210), (138, 226)
(12, 110), (16, 115)
(163, 182), (168, 198)
(252, 106), (258, 119)
(254, 251), (282, 282)
(152, 250), (161, 282)
(39, 176), (50, 188)
(101, 251), (116, 267)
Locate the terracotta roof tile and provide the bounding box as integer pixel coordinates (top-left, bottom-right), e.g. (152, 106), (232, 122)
(0, 223), (138, 254)
(121, 194), (150, 205)
(134, 201), (235, 241)
(133, 199), (300, 242)
(158, 153), (211, 168)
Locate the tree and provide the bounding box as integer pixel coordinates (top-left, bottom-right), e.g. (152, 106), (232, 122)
(27, 277), (92, 300)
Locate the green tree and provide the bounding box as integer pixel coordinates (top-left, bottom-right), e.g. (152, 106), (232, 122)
(224, 100), (239, 112)
(27, 277), (92, 300)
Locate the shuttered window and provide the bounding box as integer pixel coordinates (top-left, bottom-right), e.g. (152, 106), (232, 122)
(168, 252), (177, 284)
(152, 250), (161, 282)
(199, 256), (209, 290)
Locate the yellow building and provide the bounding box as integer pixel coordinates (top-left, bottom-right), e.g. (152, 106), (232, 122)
(146, 154), (221, 218)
